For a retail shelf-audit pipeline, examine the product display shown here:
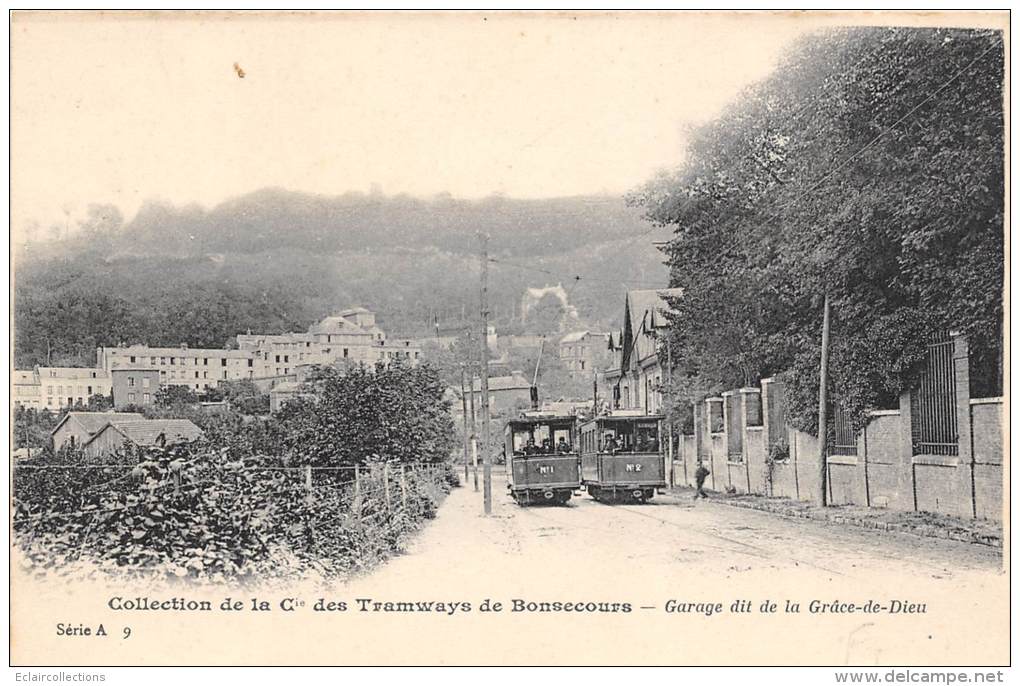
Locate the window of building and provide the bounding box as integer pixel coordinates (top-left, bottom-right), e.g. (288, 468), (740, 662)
(128, 392), (136, 402)
(160, 357), (166, 365)
(203, 371), (208, 379)
(221, 358), (227, 367)
(222, 370), (227, 380)
(195, 371), (200, 379)
(142, 378), (150, 389)
(204, 358), (209, 366)
(247, 359), (253, 367)
(127, 376), (135, 387)
(275, 355), (280, 363)
(150, 357), (157, 365)
(87, 386), (93, 395)
(343, 348), (349, 358)
(170, 371), (176, 379)
(129, 356), (137, 363)
(142, 393), (150, 403)
(170, 357), (176, 365)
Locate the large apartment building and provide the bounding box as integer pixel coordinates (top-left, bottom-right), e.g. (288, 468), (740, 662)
(25, 367), (113, 410)
(97, 345), (256, 392)
(95, 307), (422, 393)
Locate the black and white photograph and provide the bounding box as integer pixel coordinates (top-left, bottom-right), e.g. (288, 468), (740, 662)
(7, 9), (1009, 673)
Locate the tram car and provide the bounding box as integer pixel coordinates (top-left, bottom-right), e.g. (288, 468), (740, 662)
(578, 413), (666, 502)
(504, 412), (581, 505)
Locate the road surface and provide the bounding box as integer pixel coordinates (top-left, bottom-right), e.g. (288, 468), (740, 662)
(340, 470), (1006, 665)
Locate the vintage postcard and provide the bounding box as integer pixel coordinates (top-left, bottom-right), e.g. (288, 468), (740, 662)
(8, 9), (1009, 671)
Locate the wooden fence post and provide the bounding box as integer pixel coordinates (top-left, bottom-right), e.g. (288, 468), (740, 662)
(305, 465), (313, 505)
(400, 465), (408, 510)
(383, 462), (392, 510)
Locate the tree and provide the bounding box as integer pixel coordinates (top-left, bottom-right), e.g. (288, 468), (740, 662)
(156, 385), (199, 408)
(634, 27), (1004, 434)
(276, 361), (456, 467)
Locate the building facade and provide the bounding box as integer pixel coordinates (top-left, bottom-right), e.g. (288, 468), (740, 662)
(13, 370), (42, 409)
(37, 367), (112, 410)
(97, 345), (257, 392)
(604, 288), (682, 415)
(559, 331), (611, 376)
(111, 368), (161, 408)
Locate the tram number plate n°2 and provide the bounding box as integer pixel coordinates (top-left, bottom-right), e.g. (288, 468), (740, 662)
(625, 463), (643, 472)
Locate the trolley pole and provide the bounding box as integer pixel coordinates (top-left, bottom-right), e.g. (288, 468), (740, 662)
(478, 232), (493, 515)
(817, 293), (831, 507)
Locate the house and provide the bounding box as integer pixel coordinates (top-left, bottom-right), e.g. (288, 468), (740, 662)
(97, 344), (256, 392)
(37, 367), (112, 410)
(559, 331), (611, 377)
(51, 411), (144, 451)
(13, 369), (42, 409)
(604, 288), (683, 415)
(110, 367), (161, 408)
(269, 381), (313, 413)
(82, 418), (204, 457)
(451, 370), (533, 422)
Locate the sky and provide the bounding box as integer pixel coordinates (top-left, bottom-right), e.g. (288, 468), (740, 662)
(10, 11), (1002, 234)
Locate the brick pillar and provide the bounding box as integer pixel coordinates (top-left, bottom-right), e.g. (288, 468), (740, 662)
(691, 400), (704, 488)
(951, 331), (975, 517)
(897, 389), (916, 512)
(740, 387), (762, 494)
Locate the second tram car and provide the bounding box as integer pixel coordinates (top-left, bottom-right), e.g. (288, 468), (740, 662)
(504, 413), (581, 505)
(578, 414), (666, 502)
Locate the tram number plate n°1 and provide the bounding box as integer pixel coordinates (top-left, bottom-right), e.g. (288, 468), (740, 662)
(536, 465), (554, 474)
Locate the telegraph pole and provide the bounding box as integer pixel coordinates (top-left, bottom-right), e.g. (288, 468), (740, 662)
(817, 293), (831, 507)
(460, 366), (470, 483)
(478, 232), (493, 515)
(466, 328), (478, 492)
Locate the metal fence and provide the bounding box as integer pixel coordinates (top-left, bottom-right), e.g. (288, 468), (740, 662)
(910, 333), (959, 456)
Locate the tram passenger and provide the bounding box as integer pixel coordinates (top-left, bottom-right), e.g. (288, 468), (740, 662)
(541, 438), (553, 454)
(604, 434), (620, 453)
(523, 437), (540, 455)
(556, 437), (571, 454)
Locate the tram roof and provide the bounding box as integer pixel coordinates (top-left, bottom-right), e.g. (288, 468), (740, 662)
(506, 413), (577, 427)
(579, 414), (665, 428)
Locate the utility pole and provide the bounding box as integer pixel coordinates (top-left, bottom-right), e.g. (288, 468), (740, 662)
(666, 342), (674, 488)
(817, 293), (831, 507)
(466, 328), (478, 492)
(460, 365), (470, 483)
(478, 232), (493, 515)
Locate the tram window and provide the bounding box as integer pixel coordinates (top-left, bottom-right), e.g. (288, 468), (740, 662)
(512, 430), (533, 455)
(552, 428), (572, 453)
(532, 424), (551, 452)
(636, 423), (659, 452)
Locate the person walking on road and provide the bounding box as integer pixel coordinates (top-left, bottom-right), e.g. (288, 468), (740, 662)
(694, 461), (711, 500)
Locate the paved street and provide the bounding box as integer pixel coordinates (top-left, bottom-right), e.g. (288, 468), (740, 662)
(341, 470), (1007, 664)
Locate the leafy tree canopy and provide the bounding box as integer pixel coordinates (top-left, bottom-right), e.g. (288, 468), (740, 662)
(633, 27), (1004, 434)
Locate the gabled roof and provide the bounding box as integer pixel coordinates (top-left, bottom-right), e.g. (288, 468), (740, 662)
(621, 288), (683, 370)
(83, 418), (203, 449)
(560, 331), (590, 344)
(50, 411), (145, 436)
(307, 316), (369, 335)
(626, 288), (684, 330)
